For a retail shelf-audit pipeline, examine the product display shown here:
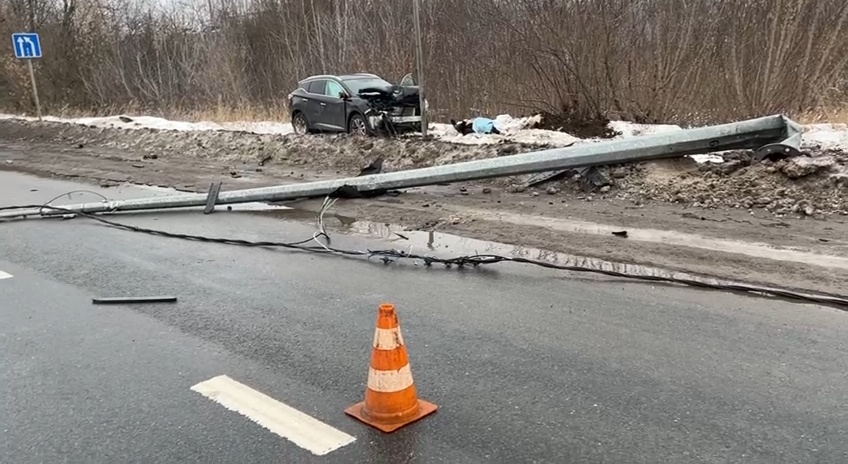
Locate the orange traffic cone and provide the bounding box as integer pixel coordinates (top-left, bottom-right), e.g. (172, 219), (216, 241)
(345, 303), (438, 433)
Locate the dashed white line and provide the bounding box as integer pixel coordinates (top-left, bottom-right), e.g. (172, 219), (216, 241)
(0, 270), (12, 280)
(191, 375), (356, 456)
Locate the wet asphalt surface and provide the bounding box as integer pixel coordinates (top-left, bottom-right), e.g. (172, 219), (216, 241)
(2, 171), (848, 464)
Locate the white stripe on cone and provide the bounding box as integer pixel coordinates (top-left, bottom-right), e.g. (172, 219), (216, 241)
(367, 365), (415, 392)
(373, 327), (405, 350)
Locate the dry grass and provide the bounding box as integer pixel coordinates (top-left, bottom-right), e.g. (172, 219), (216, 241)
(178, 104), (290, 123)
(797, 107), (848, 125)
(43, 102), (290, 123)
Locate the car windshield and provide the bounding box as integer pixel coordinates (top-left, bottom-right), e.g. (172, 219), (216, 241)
(342, 77), (393, 95)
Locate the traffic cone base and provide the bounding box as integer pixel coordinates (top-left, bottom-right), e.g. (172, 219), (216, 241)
(346, 303), (438, 433)
(345, 398), (437, 433)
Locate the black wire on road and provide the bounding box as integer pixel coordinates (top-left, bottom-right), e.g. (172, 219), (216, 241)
(2, 199), (848, 310)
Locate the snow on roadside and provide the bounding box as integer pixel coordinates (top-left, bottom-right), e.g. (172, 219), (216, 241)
(608, 120), (682, 138)
(429, 120), (581, 147)
(802, 124), (848, 151)
(0, 113), (294, 136)
(3, 111), (848, 161)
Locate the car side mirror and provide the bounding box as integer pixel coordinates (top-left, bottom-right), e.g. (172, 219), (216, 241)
(339, 91), (351, 100)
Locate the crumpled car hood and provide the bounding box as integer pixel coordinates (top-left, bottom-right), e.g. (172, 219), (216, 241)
(358, 85), (420, 108)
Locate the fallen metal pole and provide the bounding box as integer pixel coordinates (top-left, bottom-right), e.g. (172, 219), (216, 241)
(0, 115), (802, 220)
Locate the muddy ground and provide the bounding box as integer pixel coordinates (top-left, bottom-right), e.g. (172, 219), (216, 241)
(1, 118), (847, 298)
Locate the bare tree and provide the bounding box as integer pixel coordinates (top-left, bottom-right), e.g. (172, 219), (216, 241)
(0, 0), (846, 123)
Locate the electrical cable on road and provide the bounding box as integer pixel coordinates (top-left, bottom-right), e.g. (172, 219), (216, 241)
(2, 192), (848, 310)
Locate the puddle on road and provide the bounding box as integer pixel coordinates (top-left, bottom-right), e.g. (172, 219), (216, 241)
(249, 207), (848, 308)
(250, 201), (848, 274)
(448, 208), (848, 271)
(251, 206), (772, 289)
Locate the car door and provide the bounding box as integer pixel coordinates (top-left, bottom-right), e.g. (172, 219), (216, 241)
(303, 80), (326, 125)
(320, 80), (348, 131)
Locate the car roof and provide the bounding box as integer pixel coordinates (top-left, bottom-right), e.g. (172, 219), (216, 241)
(300, 73), (382, 83)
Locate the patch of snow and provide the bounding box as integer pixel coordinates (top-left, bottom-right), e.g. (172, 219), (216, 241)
(0, 113), (294, 136)
(429, 115), (580, 147)
(801, 124), (848, 151)
(493, 114), (544, 132)
(82, 115), (225, 131)
(689, 154), (726, 164)
(218, 121), (294, 135)
(609, 121), (683, 138)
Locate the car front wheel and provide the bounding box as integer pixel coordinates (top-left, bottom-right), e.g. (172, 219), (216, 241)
(292, 112), (309, 135)
(348, 113), (369, 136)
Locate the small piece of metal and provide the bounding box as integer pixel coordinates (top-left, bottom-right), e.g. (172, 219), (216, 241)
(204, 181), (223, 214)
(92, 296), (178, 305)
(751, 128), (804, 163)
(752, 143), (803, 163)
(751, 120), (803, 163)
(524, 170), (572, 188)
(0, 115), (803, 220)
(578, 166), (610, 193)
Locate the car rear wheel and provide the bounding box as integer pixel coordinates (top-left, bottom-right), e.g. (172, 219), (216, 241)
(292, 112), (309, 135)
(348, 113), (368, 136)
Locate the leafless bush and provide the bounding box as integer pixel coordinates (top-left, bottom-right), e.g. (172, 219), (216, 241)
(0, 0), (847, 124)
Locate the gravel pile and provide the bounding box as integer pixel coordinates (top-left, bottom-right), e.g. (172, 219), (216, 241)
(532, 149), (848, 216)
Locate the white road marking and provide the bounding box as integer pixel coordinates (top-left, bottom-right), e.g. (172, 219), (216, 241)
(0, 270), (12, 280)
(191, 375), (356, 456)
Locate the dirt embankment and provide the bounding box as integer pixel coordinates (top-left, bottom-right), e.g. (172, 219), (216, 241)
(1, 118), (846, 218)
(0, 118), (537, 172)
(534, 151), (848, 217)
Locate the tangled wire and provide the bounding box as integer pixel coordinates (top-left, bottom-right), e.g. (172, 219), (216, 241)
(2, 190), (848, 309)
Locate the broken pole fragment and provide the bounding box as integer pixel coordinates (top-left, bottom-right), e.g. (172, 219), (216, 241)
(92, 296), (178, 305)
(204, 181), (223, 214)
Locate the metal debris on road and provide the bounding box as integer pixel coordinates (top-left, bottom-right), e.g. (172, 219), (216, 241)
(204, 181), (223, 214)
(92, 296), (178, 305)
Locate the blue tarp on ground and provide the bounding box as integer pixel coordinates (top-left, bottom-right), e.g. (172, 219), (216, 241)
(472, 117), (497, 134)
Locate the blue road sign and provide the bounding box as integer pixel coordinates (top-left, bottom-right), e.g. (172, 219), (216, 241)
(12, 33), (42, 59)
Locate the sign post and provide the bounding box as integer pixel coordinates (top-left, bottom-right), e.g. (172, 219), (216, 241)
(412, 0), (427, 137)
(11, 32), (42, 121)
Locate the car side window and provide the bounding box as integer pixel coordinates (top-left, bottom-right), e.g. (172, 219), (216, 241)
(307, 80), (325, 94)
(325, 80), (344, 98)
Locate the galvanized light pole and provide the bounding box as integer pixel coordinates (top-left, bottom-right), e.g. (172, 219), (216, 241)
(412, 0), (427, 137)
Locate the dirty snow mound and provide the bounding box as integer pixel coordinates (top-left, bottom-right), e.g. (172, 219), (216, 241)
(618, 150), (848, 216)
(431, 114), (581, 147)
(0, 113), (294, 136)
(0, 118), (541, 172)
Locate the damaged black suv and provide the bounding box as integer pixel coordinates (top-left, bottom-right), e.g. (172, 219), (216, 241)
(288, 73), (424, 136)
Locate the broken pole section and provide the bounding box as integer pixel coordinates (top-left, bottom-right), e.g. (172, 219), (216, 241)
(0, 115), (803, 220)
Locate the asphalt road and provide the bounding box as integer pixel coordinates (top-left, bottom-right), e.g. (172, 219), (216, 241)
(2, 171), (848, 464)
